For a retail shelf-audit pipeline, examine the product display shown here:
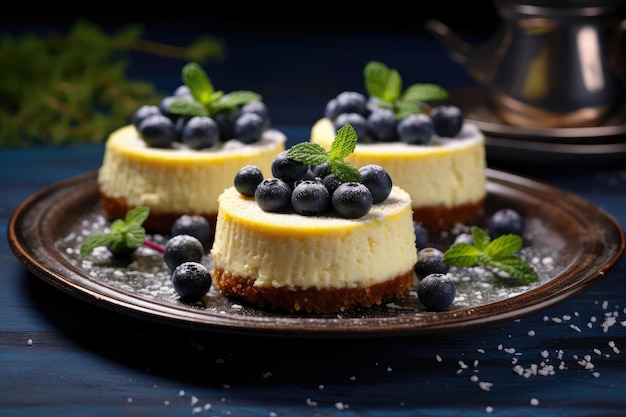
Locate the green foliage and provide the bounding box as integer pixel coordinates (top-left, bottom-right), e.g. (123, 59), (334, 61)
(80, 206), (149, 257)
(0, 20), (225, 147)
(169, 62), (261, 118)
(287, 123), (362, 183)
(363, 61), (449, 120)
(443, 226), (539, 285)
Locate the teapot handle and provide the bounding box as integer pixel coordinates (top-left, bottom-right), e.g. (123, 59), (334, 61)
(424, 19), (472, 65)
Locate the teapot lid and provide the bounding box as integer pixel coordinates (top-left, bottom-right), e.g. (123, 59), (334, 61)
(495, 0), (623, 17)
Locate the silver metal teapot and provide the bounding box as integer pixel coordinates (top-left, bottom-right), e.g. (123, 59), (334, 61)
(427, 0), (626, 128)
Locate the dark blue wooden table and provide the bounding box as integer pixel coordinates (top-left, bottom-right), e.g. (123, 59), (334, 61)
(2, 16), (626, 416)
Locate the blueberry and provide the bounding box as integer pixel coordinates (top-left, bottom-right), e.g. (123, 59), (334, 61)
(366, 107), (398, 142)
(322, 173), (343, 196)
(181, 116), (219, 149)
(163, 234), (204, 271)
(241, 100), (270, 129)
(271, 150), (308, 183)
(488, 208), (524, 238)
(334, 113), (367, 141)
(417, 273), (456, 312)
(171, 261), (212, 301)
(171, 215), (212, 248)
(415, 247), (450, 278)
(430, 105), (463, 137)
(454, 233), (474, 245)
(328, 91), (368, 120)
(138, 114), (177, 148)
(358, 164), (392, 204)
(324, 98), (339, 120)
(214, 109), (241, 141)
(234, 112), (265, 144)
(291, 180), (330, 216)
(414, 222), (430, 249)
(332, 182), (373, 218)
(235, 165), (264, 197)
(131, 105), (161, 129)
(173, 84), (192, 98)
(308, 162), (331, 179)
(397, 113), (434, 145)
(254, 178), (292, 212)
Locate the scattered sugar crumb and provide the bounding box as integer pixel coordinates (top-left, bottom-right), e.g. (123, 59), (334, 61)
(530, 398), (539, 406)
(335, 402), (348, 410)
(27, 339), (32, 346)
(486, 406), (494, 413)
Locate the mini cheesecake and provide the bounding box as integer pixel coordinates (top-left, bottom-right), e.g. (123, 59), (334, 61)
(98, 125), (286, 234)
(211, 186), (417, 314)
(310, 118), (487, 232)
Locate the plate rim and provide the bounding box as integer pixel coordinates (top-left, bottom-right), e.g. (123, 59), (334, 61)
(7, 170), (625, 338)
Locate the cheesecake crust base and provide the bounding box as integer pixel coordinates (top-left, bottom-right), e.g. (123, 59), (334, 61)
(413, 197), (485, 233)
(212, 268), (415, 314)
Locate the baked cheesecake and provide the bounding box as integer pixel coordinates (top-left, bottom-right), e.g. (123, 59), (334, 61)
(98, 125), (286, 234)
(310, 118), (486, 232)
(211, 185), (417, 314)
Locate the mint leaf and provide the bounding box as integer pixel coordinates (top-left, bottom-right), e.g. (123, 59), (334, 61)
(286, 123), (362, 183)
(443, 225), (538, 285)
(364, 61), (402, 103)
(484, 234), (523, 259)
(402, 83), (449, 103)
(471, 226), (490, 251)
(490, 257), (538, 285)
(362, 60), (450, 120)
(329, 124), (358, 161)
(79, 233), (117, 257)
(182, 62), (215, 104)
(330, 159), (362, 183)
(170, 62), (261, 117)
(79, 206), (149, 257)
(169, 99), (208, 117)
(214, 91), (262, 113)
(442, 242), (481, 267)
(286, 142), (328, 165)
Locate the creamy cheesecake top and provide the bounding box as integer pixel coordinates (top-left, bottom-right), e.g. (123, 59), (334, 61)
(98, 125), (286, 214)
(311, 118), (487, 208)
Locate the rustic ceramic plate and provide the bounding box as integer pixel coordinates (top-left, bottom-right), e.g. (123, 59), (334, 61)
(8, 170), (625, 338)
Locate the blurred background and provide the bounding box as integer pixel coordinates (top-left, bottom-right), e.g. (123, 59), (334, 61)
(2, 3), (625, 172)
(0, 4), (499, 144)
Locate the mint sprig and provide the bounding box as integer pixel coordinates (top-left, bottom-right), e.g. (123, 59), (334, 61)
(168, 62), (261, 118)
(442, 226), (538, 285)
(79, 206), (150, 257)
(363, 61), (449, 120)
(287, 123), (362, 183)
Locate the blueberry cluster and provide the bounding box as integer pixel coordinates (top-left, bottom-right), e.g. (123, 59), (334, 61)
(164, 215), (214, 302)
(131, 85), (270, 150)
(234, 153), (393, 219)
(325, 91), (464, 144)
